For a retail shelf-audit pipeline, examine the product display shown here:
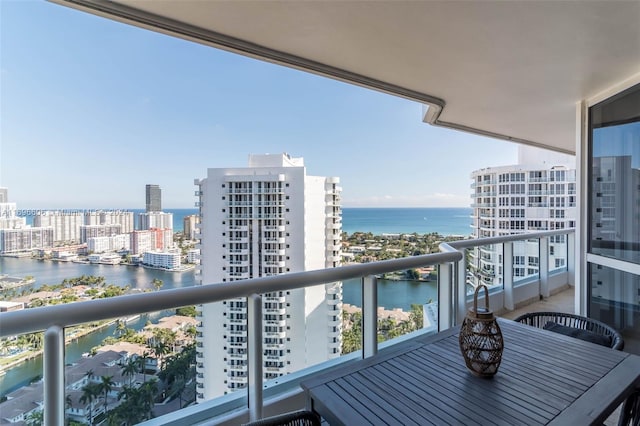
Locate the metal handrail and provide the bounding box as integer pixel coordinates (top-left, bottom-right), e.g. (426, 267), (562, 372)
(0, 250), (460, 337)
(0, 228), (574, 425)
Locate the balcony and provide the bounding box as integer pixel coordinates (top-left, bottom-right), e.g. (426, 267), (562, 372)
(8, 1), (637, 423)
(0, 229), (589, 425)
(263, 249), (286, 256)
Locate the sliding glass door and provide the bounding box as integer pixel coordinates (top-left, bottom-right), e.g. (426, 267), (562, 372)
(588, 83), (640, 334)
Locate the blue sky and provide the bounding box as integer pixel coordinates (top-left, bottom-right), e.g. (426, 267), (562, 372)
(0, 1), (519, 209)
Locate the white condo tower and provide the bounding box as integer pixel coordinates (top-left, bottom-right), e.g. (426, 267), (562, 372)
(194, 153), (343, 400)
(470, 146), (576, 287)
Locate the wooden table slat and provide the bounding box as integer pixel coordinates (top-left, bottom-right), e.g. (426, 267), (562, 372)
(329, 377), (409, 425)
(386, 353), (538, 425)
(364, 364), (487, 426)
(405, 345), (554, 424)
(549, 355), (640, 425)
(347, 373), (432, 426)
(435, 336), (592, 398)
(302, 319), (639, 426)
(480, 321), (622, 374)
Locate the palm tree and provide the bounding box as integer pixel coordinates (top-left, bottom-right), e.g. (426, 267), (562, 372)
(121, 358), (138, 387)
(84, 369), (94, 384)
(141, 378), (158, 420)
(117, 385), (145, 425)
(152, 341), (169, 371)
(79, 382), (100, 426)
(65, 393), (73, 410)
(151, 278), (163, 292)
(114, 319), (127, 338)
(137, 351), (151, 383)
(99, 375), (115, 414)
(25, 409), (43, 426)
(26, 332), (44, 350)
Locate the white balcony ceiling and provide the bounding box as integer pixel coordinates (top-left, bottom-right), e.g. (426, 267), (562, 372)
(54, 0), (640, 155)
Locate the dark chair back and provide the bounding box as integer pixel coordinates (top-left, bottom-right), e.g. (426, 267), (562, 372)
(513, 311), (624, 350)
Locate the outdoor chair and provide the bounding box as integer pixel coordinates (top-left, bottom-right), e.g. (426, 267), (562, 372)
(514, 312), (639, 425)
(242, 410), (321, 426)
(513, 311), (624, 351)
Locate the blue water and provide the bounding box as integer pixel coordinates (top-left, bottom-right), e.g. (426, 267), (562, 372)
(168, 207), (472, 236)
(341, 207), (471, 236)
(25, 207), (472, 236)
(0, 258), (434, 396)
(2, 207), (465, 396)
(147, 207), (473, 236)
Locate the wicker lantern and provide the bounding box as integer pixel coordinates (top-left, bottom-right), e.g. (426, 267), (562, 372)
(459, 285), (503, 377)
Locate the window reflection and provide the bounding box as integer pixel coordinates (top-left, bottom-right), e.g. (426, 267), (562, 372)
(589, 83), (640, 265)
(590, 263), (640, 336)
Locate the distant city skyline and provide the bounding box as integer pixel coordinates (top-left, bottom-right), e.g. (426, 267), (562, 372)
(1, 1), (526, 210)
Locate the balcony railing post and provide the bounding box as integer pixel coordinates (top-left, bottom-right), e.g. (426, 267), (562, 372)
(44, 325), (65, 426)
(456, 250), (467, 325)
(539, 237), (550, 298)
(247, 293), (263, 421)
(362, 275), (378, 358)
(567, 232), (575, 285)
(503, 242), (514, 310)
(437, 263), (453, 331)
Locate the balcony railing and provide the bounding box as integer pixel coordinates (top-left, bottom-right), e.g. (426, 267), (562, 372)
(0, 229), (574, 425)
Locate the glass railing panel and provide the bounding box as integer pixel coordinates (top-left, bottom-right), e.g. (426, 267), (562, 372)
(0, 280), (197, 424)
(1, 329), (45, 423)
(71, 311), (196, 424)
(513, 239), (540, 286)
(589, 263), (640, 342)
(1, 229), (575, 424)
(467, 243), (503, 293)
(374, 269), (438, 343)
(549, 234), (569, 275)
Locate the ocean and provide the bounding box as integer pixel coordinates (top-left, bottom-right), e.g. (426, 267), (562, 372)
(341, 207), (471, 236)
(169, 207), (472, 236)
(153, 207), (473, 236)
(24, 207), (472, 236)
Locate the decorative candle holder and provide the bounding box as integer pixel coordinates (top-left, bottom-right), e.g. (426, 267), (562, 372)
(459, 284), (503, 377)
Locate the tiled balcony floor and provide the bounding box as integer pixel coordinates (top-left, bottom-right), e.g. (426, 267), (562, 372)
(499, 285), (576, 320)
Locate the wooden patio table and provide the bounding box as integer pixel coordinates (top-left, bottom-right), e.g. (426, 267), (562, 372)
(301, 318), (640, 425)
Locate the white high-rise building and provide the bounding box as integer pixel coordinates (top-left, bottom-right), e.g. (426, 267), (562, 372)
(0, 202), (25, 230)
(87, 234), (130, 253)
(130, 230), (155, 255)
(142, 251), (181, 270)
(0, 189), (51, 253)
(470, 147), (576, 287)
(34, 212), (84, 243)
(34, 210), (134, 243)
(183, 214), (200, 240)
(0, 227), (54, 254)
(138, 212), (173, 231)
(100, 211), (135, 234)
(194, 153), (343, 400)
(79, 224), (122, 243)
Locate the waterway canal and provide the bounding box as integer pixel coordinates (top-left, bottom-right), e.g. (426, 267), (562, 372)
(0, 257), (436, 396)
